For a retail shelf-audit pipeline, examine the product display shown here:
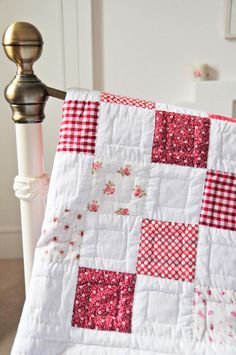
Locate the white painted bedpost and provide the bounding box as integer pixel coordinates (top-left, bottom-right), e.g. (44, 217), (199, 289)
(14, 124), (49, 290)
(2, 22), (50, 291)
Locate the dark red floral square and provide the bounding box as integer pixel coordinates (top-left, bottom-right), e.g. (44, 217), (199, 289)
(151, 110), (210, 168)
(72, 267), (136, 333)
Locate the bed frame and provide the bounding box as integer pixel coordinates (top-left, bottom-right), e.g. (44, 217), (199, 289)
(2, 22), (65, 291)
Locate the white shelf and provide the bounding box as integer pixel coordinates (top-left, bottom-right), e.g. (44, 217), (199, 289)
(177, 81), (236, 117)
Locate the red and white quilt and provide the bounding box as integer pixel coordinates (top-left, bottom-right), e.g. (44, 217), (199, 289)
(12, 89), (236, 354)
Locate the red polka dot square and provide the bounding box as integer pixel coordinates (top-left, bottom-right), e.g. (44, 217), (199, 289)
(151, 110), (210, 168)
(72, 267), (136, 333)
(137, 219), (199, 282)
(101, 92), (155, 110)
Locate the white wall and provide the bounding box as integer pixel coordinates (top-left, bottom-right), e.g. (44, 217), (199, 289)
(0, 0), (235, 257)
(93, 0), (236, 103)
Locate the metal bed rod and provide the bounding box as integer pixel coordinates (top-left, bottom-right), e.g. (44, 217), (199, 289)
(2, 22), (66, 291)
(2, 22), (66, 124)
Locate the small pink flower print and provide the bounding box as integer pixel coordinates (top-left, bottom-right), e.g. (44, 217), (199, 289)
(69, 241), (75, 246)
(197, 310), (205, 319)
(220, 290), (225, 296)
(202, 299), (207, 305)
(75, 253), (80, 260)
(77, 213), (82, 220)
(192, 300), (196, 306)
(194, 287), (201, 296)
(117, 164), (132, 177)
(80, 231), (84, 237)
(210, 323), (214, 331)
(208, 310), (214, 316)
(209, 336), (213, 342)
(132, 185), (146, 198)
(115, 208), (129, 215)
(64, 208), (70, 213)
(207, 289), (212, 296)
(53, 216), (59, 222)
(59, 250), (65, 256)
(44, 250), (49, 255)
(64, 224), (70, 230)
(53, 236), (59, 242)
(92, 161), (103, 174)
(87, 200), (99, 212)
(103, 180), (116, 195)
(231, 311), (236, 318)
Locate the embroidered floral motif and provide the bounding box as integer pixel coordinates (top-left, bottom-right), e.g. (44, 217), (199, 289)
(92, 161), (103, 174)
(231, 311), (236, 318)
(87, 200), (99, 212)
(132, 185), (146, 198)
(193, 287), (236, 345)
(103, 180), (116, 195)
(39, 208), (85, 263)
(117, 164), (132, 177)
(115, 208), (129, 215)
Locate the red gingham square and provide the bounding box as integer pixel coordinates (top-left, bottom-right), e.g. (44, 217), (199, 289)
(101, 92), (155, 110)
(57, 100), (100, 154)
(151, 110), (210, 168)
(72, 267), (136, 333)
(137, 219), (199, 282)
(200, 170), (236, 231)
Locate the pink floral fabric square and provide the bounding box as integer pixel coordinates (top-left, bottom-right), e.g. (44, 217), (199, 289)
(193, 286), (236, 345)
(151, 110), (210, 168)
(137, 219), (199, 282)
(72, 267), (136, 333)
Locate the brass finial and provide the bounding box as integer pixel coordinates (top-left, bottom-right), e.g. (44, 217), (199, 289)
(2, 22), (48, 123)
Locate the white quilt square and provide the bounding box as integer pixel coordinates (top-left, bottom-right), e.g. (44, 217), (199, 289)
(95, 102), (155, 162)
(208, 119), (236, 173)
(80, 212), (142, 273)
(47, 152), (93, 210)
(196, 225), (236, 290)
(132, 275), (193, 341)
(144, 164), (206, 224)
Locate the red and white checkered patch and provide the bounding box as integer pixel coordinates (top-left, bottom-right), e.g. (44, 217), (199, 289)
(137, 219), (199, 282)
(101, 92), (155, 110)
(57, 100), (100, 154)
(200, 170), (236, 231)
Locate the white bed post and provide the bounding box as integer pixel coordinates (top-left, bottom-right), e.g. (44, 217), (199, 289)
(2, 22), (49, 292)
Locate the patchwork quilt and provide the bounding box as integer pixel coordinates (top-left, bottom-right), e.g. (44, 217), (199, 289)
(12, 89), (236, 354)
